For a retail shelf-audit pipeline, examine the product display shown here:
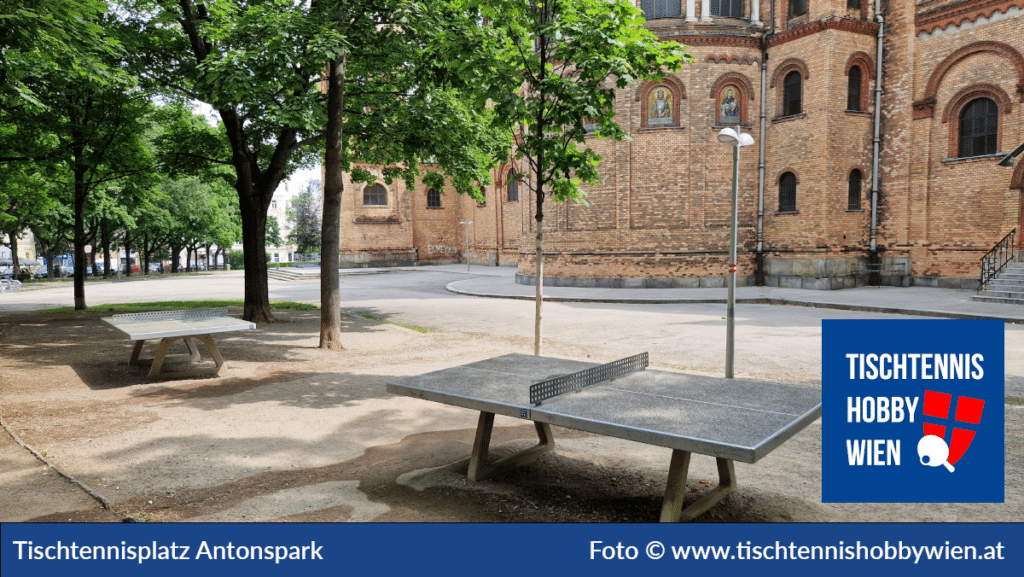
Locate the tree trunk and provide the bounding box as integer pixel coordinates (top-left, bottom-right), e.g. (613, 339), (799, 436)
(101, 222), (111, 278)
(534, 208), (544, 356)
(41, 239), (54, 280)
(239, 202), (275, 323)
(9, 232), (20, 279)
(319, 52), (346, 350)
(533, 153), (546, 356)
(124, 229), (132, 277)
(143, 234), (150, 275)
(171, 244), (181, 273)
(73, 163), (88, 310)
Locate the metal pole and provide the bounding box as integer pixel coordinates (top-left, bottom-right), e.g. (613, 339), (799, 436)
(726, 144), (739, 379)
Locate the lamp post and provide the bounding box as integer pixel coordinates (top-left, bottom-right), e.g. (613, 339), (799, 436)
(716, 127), (755, 379)
(459, 221), (473, 272)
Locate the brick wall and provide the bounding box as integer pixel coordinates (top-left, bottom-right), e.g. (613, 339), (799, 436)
(335, 1), (1024, 287)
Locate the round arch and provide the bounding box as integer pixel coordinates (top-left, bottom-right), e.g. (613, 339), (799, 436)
(941, 83), (1012, 158)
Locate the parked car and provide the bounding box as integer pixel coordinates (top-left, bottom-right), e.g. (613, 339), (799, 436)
(34, 264), (71, 279)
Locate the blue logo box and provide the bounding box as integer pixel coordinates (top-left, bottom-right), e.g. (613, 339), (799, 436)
(822, 319), (1004, 503)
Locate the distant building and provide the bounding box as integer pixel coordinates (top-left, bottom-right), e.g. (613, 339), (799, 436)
(334, 1), (1024, 289)
(246, 179), (324, 264)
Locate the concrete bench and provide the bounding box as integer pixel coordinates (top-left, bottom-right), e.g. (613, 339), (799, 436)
(102, 308), (256, 380)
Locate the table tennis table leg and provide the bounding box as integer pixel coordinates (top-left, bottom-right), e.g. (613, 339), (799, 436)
(129, 340), (146, 366)
(660, 450), (737, 523)
(145, 334), (224, 380)
(467, 412), (555, 482)
(148, 337), (176, 378)
(183, 337), (202, 362)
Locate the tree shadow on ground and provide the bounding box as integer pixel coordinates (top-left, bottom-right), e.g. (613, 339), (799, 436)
(105, 424), (794, 523)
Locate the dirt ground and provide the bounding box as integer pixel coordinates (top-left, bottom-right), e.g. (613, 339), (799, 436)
(1, 307), (1021, 523)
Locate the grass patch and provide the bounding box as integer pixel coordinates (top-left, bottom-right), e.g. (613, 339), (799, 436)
(677, 365), (711, 373)
(356, 313), (429, 333)
(44, 300), (319, 313)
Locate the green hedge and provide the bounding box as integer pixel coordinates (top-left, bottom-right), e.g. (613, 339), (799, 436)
(228, 250), (245, 270)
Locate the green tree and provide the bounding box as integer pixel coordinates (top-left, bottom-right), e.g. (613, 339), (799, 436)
(117, 0), (336, 322)
(265, 216), (283, 248)
(1, 60), (154, 306)
(0, 162), (56, 274)
(470, 0), (690, 354)
(146, 103), (238, 272)
(318, 0), (510, 349)
(1, 0), (121, 111)
(154, 175), (233, 272)
(287, 179), (321, 254)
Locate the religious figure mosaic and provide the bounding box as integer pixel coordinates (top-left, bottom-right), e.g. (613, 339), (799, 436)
(648, 87), (674, 126)
(719, 86), (740, 124)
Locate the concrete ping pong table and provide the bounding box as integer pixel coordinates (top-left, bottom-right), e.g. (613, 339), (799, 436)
(387, 352), (822, 522)
(102, 308), (256, 379)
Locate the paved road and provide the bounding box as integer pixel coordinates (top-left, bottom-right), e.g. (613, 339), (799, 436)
(3, 267), (1023, 397)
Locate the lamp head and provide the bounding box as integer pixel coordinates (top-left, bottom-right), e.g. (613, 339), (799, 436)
(716, 127), (739, 145)
(717, 128), (754, 147)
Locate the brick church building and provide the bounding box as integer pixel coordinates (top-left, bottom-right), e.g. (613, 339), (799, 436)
(336, 1), (1024, 290)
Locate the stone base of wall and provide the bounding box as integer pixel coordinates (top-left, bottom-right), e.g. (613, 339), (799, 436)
(464, 252), (498, 266)
(911, 276), (980, 290)
(763, 256), (912, 290)
(512, 253), (919, 290)
(340, 248), (418, 269)
(516, 250), (746, 280)
(763, 274), (911, 289)
(515, 273), (756, 289)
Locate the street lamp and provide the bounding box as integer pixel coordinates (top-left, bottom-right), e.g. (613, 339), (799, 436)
(717, 127), (755, 379)
(459, 221), (473, 272)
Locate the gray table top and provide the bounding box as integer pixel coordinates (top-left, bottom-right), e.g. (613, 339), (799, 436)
(102, 315), (256, 341)
(387, 353), (821, 463)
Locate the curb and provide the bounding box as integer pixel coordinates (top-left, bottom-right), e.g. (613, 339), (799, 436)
(0, 407), (113, 510)
(445, 283), (1024, 324)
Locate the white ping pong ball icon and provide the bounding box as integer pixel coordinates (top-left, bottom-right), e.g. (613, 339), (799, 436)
(917, 435), (955, 473)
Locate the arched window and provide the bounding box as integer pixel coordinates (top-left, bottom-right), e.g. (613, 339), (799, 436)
(641, 0), (681, 19)
(958, 98), (999, 158)
(847, 66), (862, 111)
(427, 188), (442, 208)
(507, 170), (519, 202)
(712, 0), (742, 18)
(363, 183), (387, 206)
(779, 172), (797, 212)
(790, 0), (808, 17)
(848, 169), (862, 210)
(477, 185), (487, 206)
(783, 71), (802, 116)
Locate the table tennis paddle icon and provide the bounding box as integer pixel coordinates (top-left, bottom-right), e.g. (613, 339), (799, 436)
(917, 434), (955, 472)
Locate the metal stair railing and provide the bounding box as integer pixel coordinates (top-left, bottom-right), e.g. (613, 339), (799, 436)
(978, 228), (1017, 294)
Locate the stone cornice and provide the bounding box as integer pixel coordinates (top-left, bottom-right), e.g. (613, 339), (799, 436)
(766, 17), (879, 48)
(705, 54), (760, 65)
(659, 34), (762, 50)
(916, 0), (1024, 36)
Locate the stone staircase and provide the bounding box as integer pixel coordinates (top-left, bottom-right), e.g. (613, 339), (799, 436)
(267, 266), (321, 282)
(973, 260), (1024, 305)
